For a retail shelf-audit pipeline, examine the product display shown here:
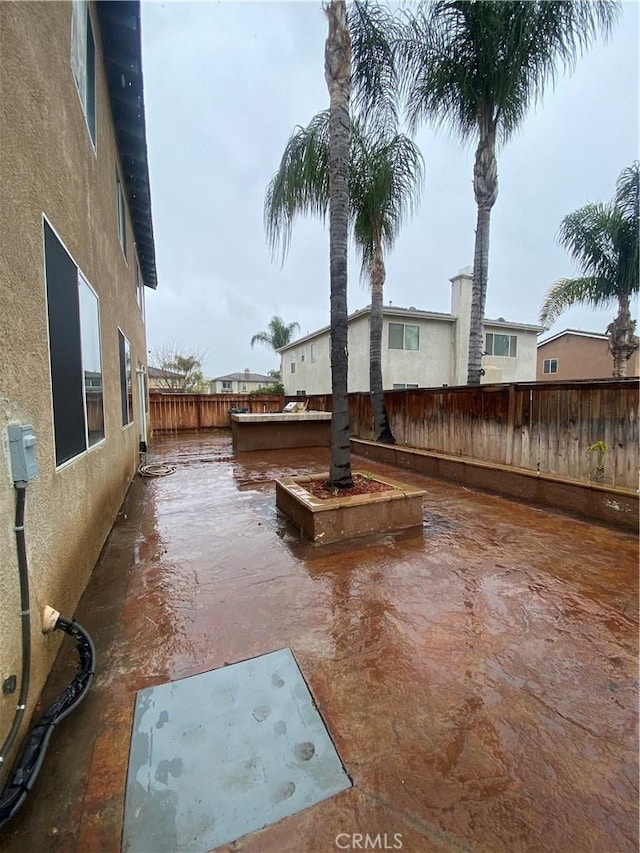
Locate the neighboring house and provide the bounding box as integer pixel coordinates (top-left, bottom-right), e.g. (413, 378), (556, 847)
(0, 0), (156, 782)
(537, 329), (640, 381)
(209, 369), (273, 394)
(148, 365), (187, 390)
(279, 267), (543, 395)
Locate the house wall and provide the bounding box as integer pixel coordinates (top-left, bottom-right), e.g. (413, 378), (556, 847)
(282, 310), (537, 394)
(0, 1), (148, 778)
(537, 334), (640, 380)
(483, 325), (539, 384)
(210, 378), (269, 394)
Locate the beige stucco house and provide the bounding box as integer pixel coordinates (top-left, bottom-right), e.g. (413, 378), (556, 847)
(209, 369), (274, 394)
(279, 268), (543, 395)
(537, 329), (640, 381)
(0, 0), (156, 787)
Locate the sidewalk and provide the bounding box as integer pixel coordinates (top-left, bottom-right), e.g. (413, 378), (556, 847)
(3, 431), (638, 852)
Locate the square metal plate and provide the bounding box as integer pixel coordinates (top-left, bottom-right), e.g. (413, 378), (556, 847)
(123, 648), (351, 851)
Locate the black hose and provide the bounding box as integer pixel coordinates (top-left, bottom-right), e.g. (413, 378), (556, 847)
(0, 486), (31, 773)
(0, 616), (95, 828)
(0, 483), (96, 828)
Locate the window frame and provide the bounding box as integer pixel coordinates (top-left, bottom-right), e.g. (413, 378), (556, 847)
(388, 322), (420, 351)
(70, 0), (96, 148)
(116, 171), (127, 258)
(543, 357), (558, 375)
(43, 217), (105, 469)
(118, 329), (133, 427)
(485, 332), (518, 358)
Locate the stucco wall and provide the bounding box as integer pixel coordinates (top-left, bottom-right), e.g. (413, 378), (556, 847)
(536, 334), (640, 380)
(483, 325), (539, 384)
(0, 1), (149, 778)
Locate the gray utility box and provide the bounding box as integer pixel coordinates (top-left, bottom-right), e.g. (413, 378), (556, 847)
(7, 424), (38, 483)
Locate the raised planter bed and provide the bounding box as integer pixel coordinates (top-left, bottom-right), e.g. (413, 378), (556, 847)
(275, 472), (427, 544)
(231, 412), (331, 452)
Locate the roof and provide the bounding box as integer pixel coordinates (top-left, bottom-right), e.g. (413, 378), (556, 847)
(538, 329), (608, 347)
(278, 305), (542, 351)
(211, 372), (274, 383)
(96, 1), (157, 289)
(148, 365), (183, 380)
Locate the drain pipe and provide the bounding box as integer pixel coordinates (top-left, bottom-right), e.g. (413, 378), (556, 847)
(0, 480), (96, 828)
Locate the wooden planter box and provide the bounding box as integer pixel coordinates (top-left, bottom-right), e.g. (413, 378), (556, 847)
(275, 472), (427, 544)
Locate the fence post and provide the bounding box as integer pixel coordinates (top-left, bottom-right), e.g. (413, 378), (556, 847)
(506, 383), (516, 466)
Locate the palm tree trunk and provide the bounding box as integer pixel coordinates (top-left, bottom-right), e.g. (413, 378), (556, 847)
(325, 0), (353, 489)
(468, 118), (498, 386)
(608, 293), (639, 378)
(369, 243), (395, 443)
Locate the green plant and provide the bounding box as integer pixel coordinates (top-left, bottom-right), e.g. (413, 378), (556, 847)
(587, 440), (607, 481)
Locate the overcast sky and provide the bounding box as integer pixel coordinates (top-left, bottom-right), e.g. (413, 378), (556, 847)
(141, 1), (638, 379)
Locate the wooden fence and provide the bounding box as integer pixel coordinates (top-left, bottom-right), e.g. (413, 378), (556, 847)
(296, 380), (639, 491)
(149, 393), (282, 433)
(149, 381), (638, 490)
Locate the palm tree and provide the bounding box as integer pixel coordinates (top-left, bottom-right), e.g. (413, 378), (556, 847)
(250, 316), (300, 352)
(351, 0), (620, 384)
(324, 0), (353, 489)
(265, 112), (423, 443)
(539, 162), (639, 378)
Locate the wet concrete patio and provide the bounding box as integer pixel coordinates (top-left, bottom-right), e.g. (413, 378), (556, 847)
(3, 432), (638, 852)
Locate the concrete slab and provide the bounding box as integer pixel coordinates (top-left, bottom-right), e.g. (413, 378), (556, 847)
(123, 648), (350, 852)
(3, 432), (638, 853)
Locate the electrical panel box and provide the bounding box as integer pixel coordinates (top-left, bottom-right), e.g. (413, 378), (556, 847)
(7, 425), (38, 484)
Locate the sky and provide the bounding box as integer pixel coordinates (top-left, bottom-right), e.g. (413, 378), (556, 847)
(141, 0), (639, 380)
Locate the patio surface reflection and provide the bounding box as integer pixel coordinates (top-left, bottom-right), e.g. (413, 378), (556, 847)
(3, 431), (638, 852)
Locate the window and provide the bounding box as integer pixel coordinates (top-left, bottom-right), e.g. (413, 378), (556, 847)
(310, 344), (317, 364)
(135, 256), (145, 319)
(543, 358), (558, 374)
(44, 220), (104, 465)
(392, 383), (419, 390)
(300, 348), (306, 363)
(241, 383), (247, 391)
(71, 0), (96, 145)
(118, 331), (133, 426)
(290, 356), (296, 374)
(116, 174), (127, 256)
(296, 390), (307, 396)
(389, 323), (419, 351)
(221, 381), (232, 391)
(485, 333), (517, 357)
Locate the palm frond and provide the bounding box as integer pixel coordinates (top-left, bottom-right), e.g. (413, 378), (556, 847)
(349, 1), (401, 135)
(264, 111), (331, 263)
(539, 276), (615, 328)
(396, 0), (620, 144)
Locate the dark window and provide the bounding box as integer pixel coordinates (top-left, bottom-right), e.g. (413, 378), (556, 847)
(44, 221), (104, 465)
(543, 358), (558, 374)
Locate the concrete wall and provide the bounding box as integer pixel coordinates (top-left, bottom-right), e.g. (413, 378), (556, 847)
(537, 333), (640, 380)
(0, 1), (149, 778)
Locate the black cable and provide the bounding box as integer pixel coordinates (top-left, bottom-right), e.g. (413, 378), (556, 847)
(0, 616), (95, 828)
(0, 484), (96, 828)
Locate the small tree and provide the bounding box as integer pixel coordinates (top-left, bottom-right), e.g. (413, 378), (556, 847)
(153, 344), (207, 392)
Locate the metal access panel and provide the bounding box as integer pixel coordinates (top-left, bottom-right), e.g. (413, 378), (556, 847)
(123, 648), (351, 852)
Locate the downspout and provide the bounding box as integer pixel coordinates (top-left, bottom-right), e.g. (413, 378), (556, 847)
(0, 483), (96, 828)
